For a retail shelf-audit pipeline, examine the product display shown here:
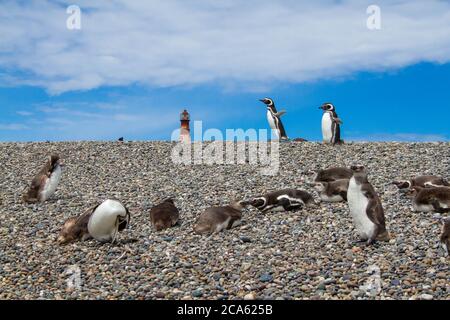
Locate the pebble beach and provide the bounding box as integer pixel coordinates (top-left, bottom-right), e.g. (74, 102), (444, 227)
(0, 141), (449, 300)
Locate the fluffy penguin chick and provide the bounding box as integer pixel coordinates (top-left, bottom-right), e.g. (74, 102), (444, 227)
(304, 167), (353, 185)
(393, 175), (449, 191)
(194, 201), (246, 235)
(314, 179), (349, 202)
(347, 165), (390, 245)
(23, 154), (62, 203)
(150, 198), (180, 231)
(408, 186), (450, 213)
(57, 210), (93, 245)
(440, 218), (450, 256)
(248, 189), (315, 212)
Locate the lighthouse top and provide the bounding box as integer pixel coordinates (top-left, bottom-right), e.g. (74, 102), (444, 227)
(180, 109), (190, 121)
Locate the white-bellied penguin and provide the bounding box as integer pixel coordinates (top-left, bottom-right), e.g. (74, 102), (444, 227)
(259, 98), (289, 141)
(320, 103), (343, 145)
(23, 154), (63, 203)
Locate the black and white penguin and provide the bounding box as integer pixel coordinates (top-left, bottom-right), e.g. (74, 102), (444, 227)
(407, 186), (450, 213)
(319, 103), (343, 145)
(393, 175), (449, 191)
(303, 167), (353, 185)
(57, 199), (130, 244)
(440, 217), (450, 256)
(313, 179), (349, 202)
(150, 198), (180, 231)
(23, 154), (62, 203)
(246, 189), (315, 212)
(259, 98), (289, 141)
(347, 165), (390, 245)
(193, 201), (247, 235)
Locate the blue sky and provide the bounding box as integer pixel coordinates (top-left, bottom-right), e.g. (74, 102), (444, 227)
(0, 1), (449, 142)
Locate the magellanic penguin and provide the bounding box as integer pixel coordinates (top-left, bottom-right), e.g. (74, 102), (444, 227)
(407, 186), (450, 213)
(303, 167), (353, 185)
(150, 198), (180, 231)
(393, 175), (449, 191)
(440, 217), (450, 256)
(259, 98), (289, 141)
(57, 199), (130, 244)
(347, 165), (390, 245)
(314, 179), (350, 202)
(23, 154), (62, 203)
(319, 103), (343, 145)
(246, 189), (315, 213)
(194, 201), (247, 235)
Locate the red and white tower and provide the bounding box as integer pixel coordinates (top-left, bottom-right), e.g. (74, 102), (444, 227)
(180, 109), (191, 143)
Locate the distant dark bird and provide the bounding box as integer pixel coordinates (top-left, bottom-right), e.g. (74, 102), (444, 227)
(23, 154), (62, 203)
(259, 98), (289, 141)
(118, 137), (124, 142)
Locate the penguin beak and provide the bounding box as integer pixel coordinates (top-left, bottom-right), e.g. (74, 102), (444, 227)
(259, 99), (266, 104)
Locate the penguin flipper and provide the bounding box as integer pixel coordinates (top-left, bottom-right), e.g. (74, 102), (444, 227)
(335, 118), (343, 125)
(275, 110), (287, 117)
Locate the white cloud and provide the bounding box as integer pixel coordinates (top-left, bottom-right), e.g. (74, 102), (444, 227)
(16, 111), (33, 116)
(0, 123), (30, 131)
(0, 0), (449, 94)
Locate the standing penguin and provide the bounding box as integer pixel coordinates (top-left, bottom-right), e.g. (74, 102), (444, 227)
(347, 165), (390, 245)
(259, 98), (289, 141)
(150, 198), (180, 231)
(23, 154), (62, 203)
(320, 103), (343, 145)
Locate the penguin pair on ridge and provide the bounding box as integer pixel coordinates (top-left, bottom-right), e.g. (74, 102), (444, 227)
(259, 99), (343, 144)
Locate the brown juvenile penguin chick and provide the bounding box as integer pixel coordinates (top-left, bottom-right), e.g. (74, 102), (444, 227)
(194, 201), (247, 235)
(392, 175), (449, 191)
(407, 186), (450, 213)
(440, 218), (450, 256)
(23, 154), (62, 203)
(302, 167), (353, 185)
(57, 209), (93, 245)
(150, 198), (180, 231)
(314, 179), (349, 202)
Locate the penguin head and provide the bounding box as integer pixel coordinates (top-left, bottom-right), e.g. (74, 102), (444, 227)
(50, 154), (61, 168)
(392, 180), (411, 190)
(320, 103), (335, 111)
(259, 98), (274, 106)
(57, 217), (80, 245)
(350, 165), (367, 176)
(313, 182), (327, 192)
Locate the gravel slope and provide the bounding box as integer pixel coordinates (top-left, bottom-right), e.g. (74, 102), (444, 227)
(0, 141), (448, 300)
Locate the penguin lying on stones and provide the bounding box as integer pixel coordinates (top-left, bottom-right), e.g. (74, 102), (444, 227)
(407, 186), (450, 213)
(303, 167), (353, 185)
(23, 154), (62, 203)
(259, 98), (289, 141)
(246, 189), (315, 213)
(57, 199), (130, 244)
(347, 165), (390, 245)
(440, 217), (450, 256)
(393, 175), (449, 191)
(314, 179), (349, 202)
(319, 103), (344, 145)
(194, 201), (247, 235)
(150, 198), (180, 231)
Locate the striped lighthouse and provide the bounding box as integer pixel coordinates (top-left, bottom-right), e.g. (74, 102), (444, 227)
(180, 109), (191, 143)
